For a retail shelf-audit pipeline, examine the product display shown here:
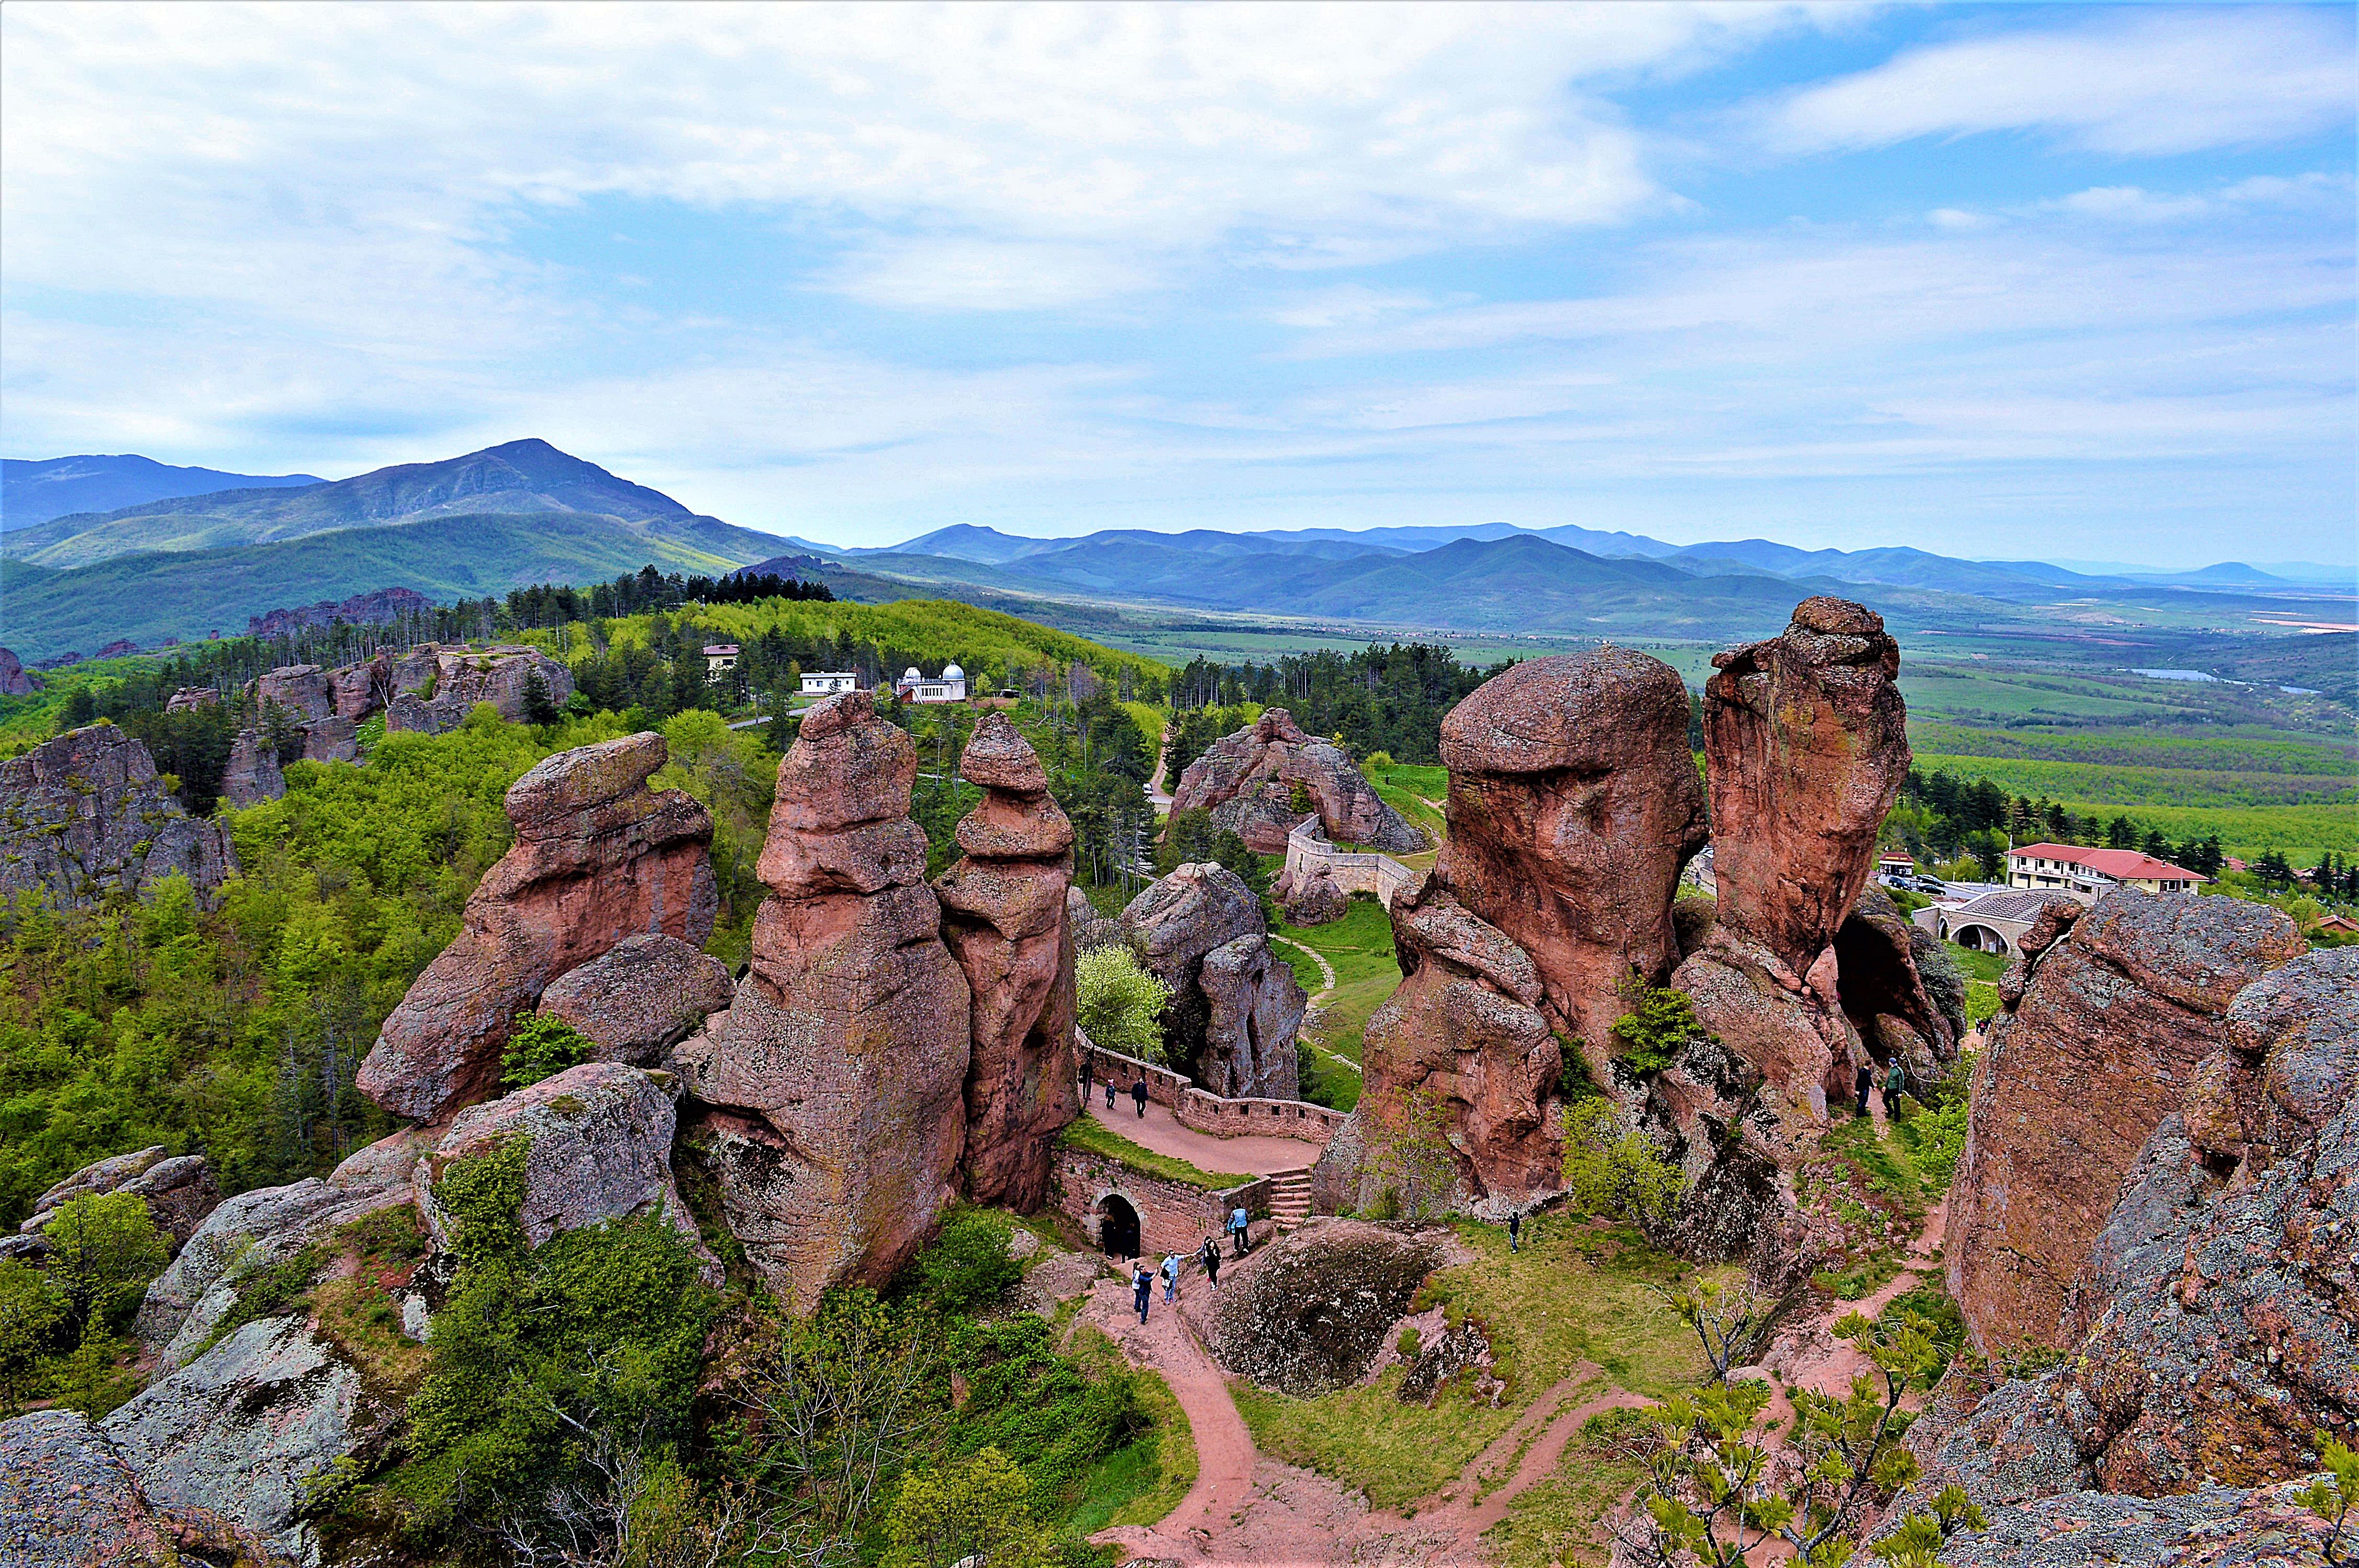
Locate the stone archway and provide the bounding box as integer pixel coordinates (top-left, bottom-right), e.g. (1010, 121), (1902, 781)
(1953, 923), (2009, 955)
(1095, 1192), (1141, 1259)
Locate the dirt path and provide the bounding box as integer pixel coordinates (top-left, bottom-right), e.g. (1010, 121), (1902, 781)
(1148, 723), (1176, 810)
(1085, 1276), (1260, 1555)
(1270, 935), (1337, 1001)
(1084, 1095), (1324, 1177)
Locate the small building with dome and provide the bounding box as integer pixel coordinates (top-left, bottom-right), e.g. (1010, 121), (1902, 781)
(895, 663), (968, 704)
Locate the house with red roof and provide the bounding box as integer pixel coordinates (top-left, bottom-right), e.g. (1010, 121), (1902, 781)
(2005, 843), (2205, 903)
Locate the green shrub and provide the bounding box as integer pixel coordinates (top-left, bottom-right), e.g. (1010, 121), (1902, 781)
(1608, 971), (1709, 1076)
(902, 1210), (1021, 1317)
(1075, 944), (1172, 1063)
(0, 1260), (66, 1414)
(42, 1191), (170, 1335)
(1561, 1098), (1684, 1234)
(498, 1014), (595, 1090)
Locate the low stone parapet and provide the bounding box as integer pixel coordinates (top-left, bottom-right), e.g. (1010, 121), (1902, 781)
(1077, 1040), (1343, 1146)
(1051, 1146), (1270, 1260)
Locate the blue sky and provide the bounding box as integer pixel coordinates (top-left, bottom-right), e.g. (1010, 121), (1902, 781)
(2, 2), (2352, 565)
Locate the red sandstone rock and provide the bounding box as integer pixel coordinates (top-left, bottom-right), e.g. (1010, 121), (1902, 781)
(673, 691), (970, 1311)
(384, 646), (575, 734)
(356, 732), (717, 1124)
(220, 731), (284, 808)
(1435, 647), (1708, 1065)
(254, 664), (334, 724)
(0, 647), (36, 697)
(1169, 707), (1423, 854)
(933, 714), (1078, 1210)
(1945, 889), (2303, 1354)
(1272, 855), (1348, 926)
(0, 724), (237, 909)
(21, 1147), (222, 1254)
(1120, 863), (1305, 1099)
(536, 932), (736, 1065)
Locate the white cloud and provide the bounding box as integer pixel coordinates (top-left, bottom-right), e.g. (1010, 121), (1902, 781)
(817, 238), (1160, 312)
(1768, 9), (2355, 156)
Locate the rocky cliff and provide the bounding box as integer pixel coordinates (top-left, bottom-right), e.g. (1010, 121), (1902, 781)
(1168, 707), (1423, 854)
(1120, 861), (1306, 1100)
(0, 723), (237, 908)
(355, 732), (717, 1125)
(674, 690), (972, 1311)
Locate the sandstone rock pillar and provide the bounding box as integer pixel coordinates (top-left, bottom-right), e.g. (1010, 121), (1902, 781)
(932, 713), (1079, 1210)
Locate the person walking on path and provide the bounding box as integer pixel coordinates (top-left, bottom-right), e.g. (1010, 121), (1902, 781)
(1105, 1075), (1117, 1111)
(1229, 1205), (1250, 1257)
(1508, 1209), (1522, 1253)
(1131, 1075), (1150, 1119)
(1131, 1261), (1153, 1325)
(1201, 1236), (1221, 1290)
(1082, 1055), (1095, 1102)
(1854, 1063), (1873, 1117)
(1160, 1252), (1181, 1304)
(1885, 1058), (1906, 1109)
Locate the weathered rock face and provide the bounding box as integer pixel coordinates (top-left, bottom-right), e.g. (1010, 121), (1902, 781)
(535, 932), (735, 1065)
(673, 691), (970, 1311)
(255, 663), (334, 723)
(0, 724), (237, 908)
(356, 732), (717, 1125)
(300, 714), (358, 764)
(932, 714), (1078, 1210)
(0, 647), (37, 697)
(1436, 648), (1707, 1065)
(385, 645), (575, 734)
(164, 685), (218, 713)
(1203, 1220), (1444, 1394)
(0, 1409), (206, 1568)
(1272, 852), (1349, 926)
(1320, 875), (1560, 1207)
(1119, 863), (1305, 1099)
(1067, 883), (1123, 953)
(1831, 886), (1960, 1089)
(1902, 948), (2356, 1530)
(1946, 889), (2303, 1354)
(19, 1146), (221, 1253)
(105, 1316), (400, 1568)
(1169, 707), (1423, 854)
(220, 729), (286, 808)
(1703, 597), (1908, 977)
(417, 1061), (711, 1269)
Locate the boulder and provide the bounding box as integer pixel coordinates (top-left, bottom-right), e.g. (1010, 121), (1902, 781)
(1703, 596), (1909, 977)
(0, 647), (36, 697)
(1887, 1478), (2332, 1568)
(356, 732), (717, 1125)
(1435, 648), (1707, 1065)
(1119, 863), (1304, 1099)
(1272, 851), (1349, 926)
(1067, 883), (1123, 952)
(1201, 1220), (1443, 1395)
(163, 685), (219, 713)
(418, 1061), (710, 1269)
(220, 729), (285, 808)
(535, 932), (735, 1065)
(0, 724), (237, 908)
(1946, 889), (2303, 1354)
(673, 691), (970, 1311)
(329, 654), (388, 721)
(384, 645), (575, 734)
(254, 664), (334, 723)
(932, 714), (1079, 1210)
(19, 1147), (221, 1254)
(104, 1316), (400, 1567)
(1168, 707), (1423, 854)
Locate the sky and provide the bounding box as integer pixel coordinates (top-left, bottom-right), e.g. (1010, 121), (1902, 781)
(2, 2), (2353, 566)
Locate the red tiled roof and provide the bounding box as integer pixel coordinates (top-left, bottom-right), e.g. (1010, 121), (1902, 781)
(2007, 843), (2203, 882)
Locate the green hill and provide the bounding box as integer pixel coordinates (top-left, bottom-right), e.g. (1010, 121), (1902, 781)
(0, 509), (785, 660)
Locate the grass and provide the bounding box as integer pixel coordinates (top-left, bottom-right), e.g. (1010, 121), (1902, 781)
(1228, 1218), (1709, 1511)
(1058, 1115), (1251, 1191)
(1943, 944), (2008, 982)
(1274, 896), (1406, 1111)
(1063, 1323), (1198, 1534)
(1482, 1406), (1653, 1568)
(1910, 751), (2355, 811)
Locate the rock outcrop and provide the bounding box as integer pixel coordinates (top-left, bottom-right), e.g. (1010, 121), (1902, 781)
(385, 645), (574, 734)
(356, 732), (716, 1125)
(220, 729), (286, 808)
(417, 1061), (711, 1267)
(931, 713), (1079, 1210)
(1168, 708), (1423, 854)
(0, 724), (237, 908)
(1202, 1220), (1445, 1395)
(1067, 884), (1123, 953)
(247, 586), (432, 640)
(1272, 852), (1348, 926)
(535, 933), (735, 1065)
(254, 664), (335, 723)
(1435, 648), (1708, 1063)
(1119, 863), (1305, 1099)
(1897, 947), (2355, 1547)
(19, 1147), (220, 1253)
(1946, 889), (2303, 1354)
(0, 647), (37, 697)
(0, 1409), (228, 1568)
(673, 691), (970, 1311)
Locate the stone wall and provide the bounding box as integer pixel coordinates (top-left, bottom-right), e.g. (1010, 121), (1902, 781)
(1081, 1041), (1345, 1146)
(1050, 1145), (1268, 1259)
(1279, 816), (1419, 908)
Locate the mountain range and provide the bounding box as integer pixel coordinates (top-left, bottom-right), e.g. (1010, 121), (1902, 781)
(0, 437), (2349, 663)
(2, 455), (323, 532)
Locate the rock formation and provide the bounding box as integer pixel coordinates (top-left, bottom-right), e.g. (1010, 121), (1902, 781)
(1946, 889), (2303, 1354)
(1168, 707), (1423, 854)
(1201, 1220), (1444, 1394)
(0, 724), (237, 908)
(164, 685), (219, 713)
(1067, 884), (1122, 953)
(255, 663), (334, 723)
(931, 713), (1080, 1210)
(356, 732), (717, 1125)
(1894, 947), (2354, 1555)
(0, 1408), (248, 1568)
(385, 645), (574, 734)
(416, 1060), (711, 1269)
(247, 585), (432, 640)
(0, 647), (37, 696)
(220, 729), (286, 807)
(673, 691), (971, 1311)
(1272, 852), (1348, 926)
(535, 932), (736, 1065)
(1119, 862), (1306, 1099)
(1435, 649), (1707, 1064)
(17, 1146), (221, 1253)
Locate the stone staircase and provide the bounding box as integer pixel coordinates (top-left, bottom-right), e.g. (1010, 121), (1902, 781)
(1268, 1167), (1314, 1227)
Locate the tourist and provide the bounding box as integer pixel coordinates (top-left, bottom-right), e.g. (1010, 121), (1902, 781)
(1132, 1075), (1150, 1118)
(1160, 1251), (1181, 1304)
(1229, 1204), (1250, 1256)
(1105, 1075), (1117, 1111)
(1082, 1055), (1094, 1101)
(1886, 1057), (1906, 1109)
(1201, 1236), (1221, 1290)
(1132, 1261), (1153, 1324)
(1854, 1062), (1873, 1116)
(1508, 1209), (1522, 1253)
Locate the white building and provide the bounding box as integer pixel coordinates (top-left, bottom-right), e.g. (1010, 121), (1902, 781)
(2005, 843), (2203, 902)
(800, 670), (861, 696)
(895, 663), (967, 704)
(702, 643), (740, 673)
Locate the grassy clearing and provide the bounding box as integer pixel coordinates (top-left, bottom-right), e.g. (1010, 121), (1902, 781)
(1910, 751), (2355, 811)
(1275, 897), (1406, 1110)
(1229, 1219), (1709, 1511)
(1063, 1323), (1198, 1534)
(1910, 722), (2355, 777)
(1058, 1116), (1251, 1191)
(1943, 944), (2008, 982)
(1483, 1406), (1652, 1568)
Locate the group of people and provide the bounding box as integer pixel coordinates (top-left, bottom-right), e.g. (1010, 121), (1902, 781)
(1082, 1053), (1151, 1119)
(1125, 1205), (1256, 1324)
(1852, 1056), (1908, 1117)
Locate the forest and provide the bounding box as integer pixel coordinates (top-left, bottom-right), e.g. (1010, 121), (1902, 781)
(1164, 643), (1504, 767)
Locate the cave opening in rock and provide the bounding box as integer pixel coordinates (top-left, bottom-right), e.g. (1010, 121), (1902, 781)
(1096, 1193), (1140, 1259)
